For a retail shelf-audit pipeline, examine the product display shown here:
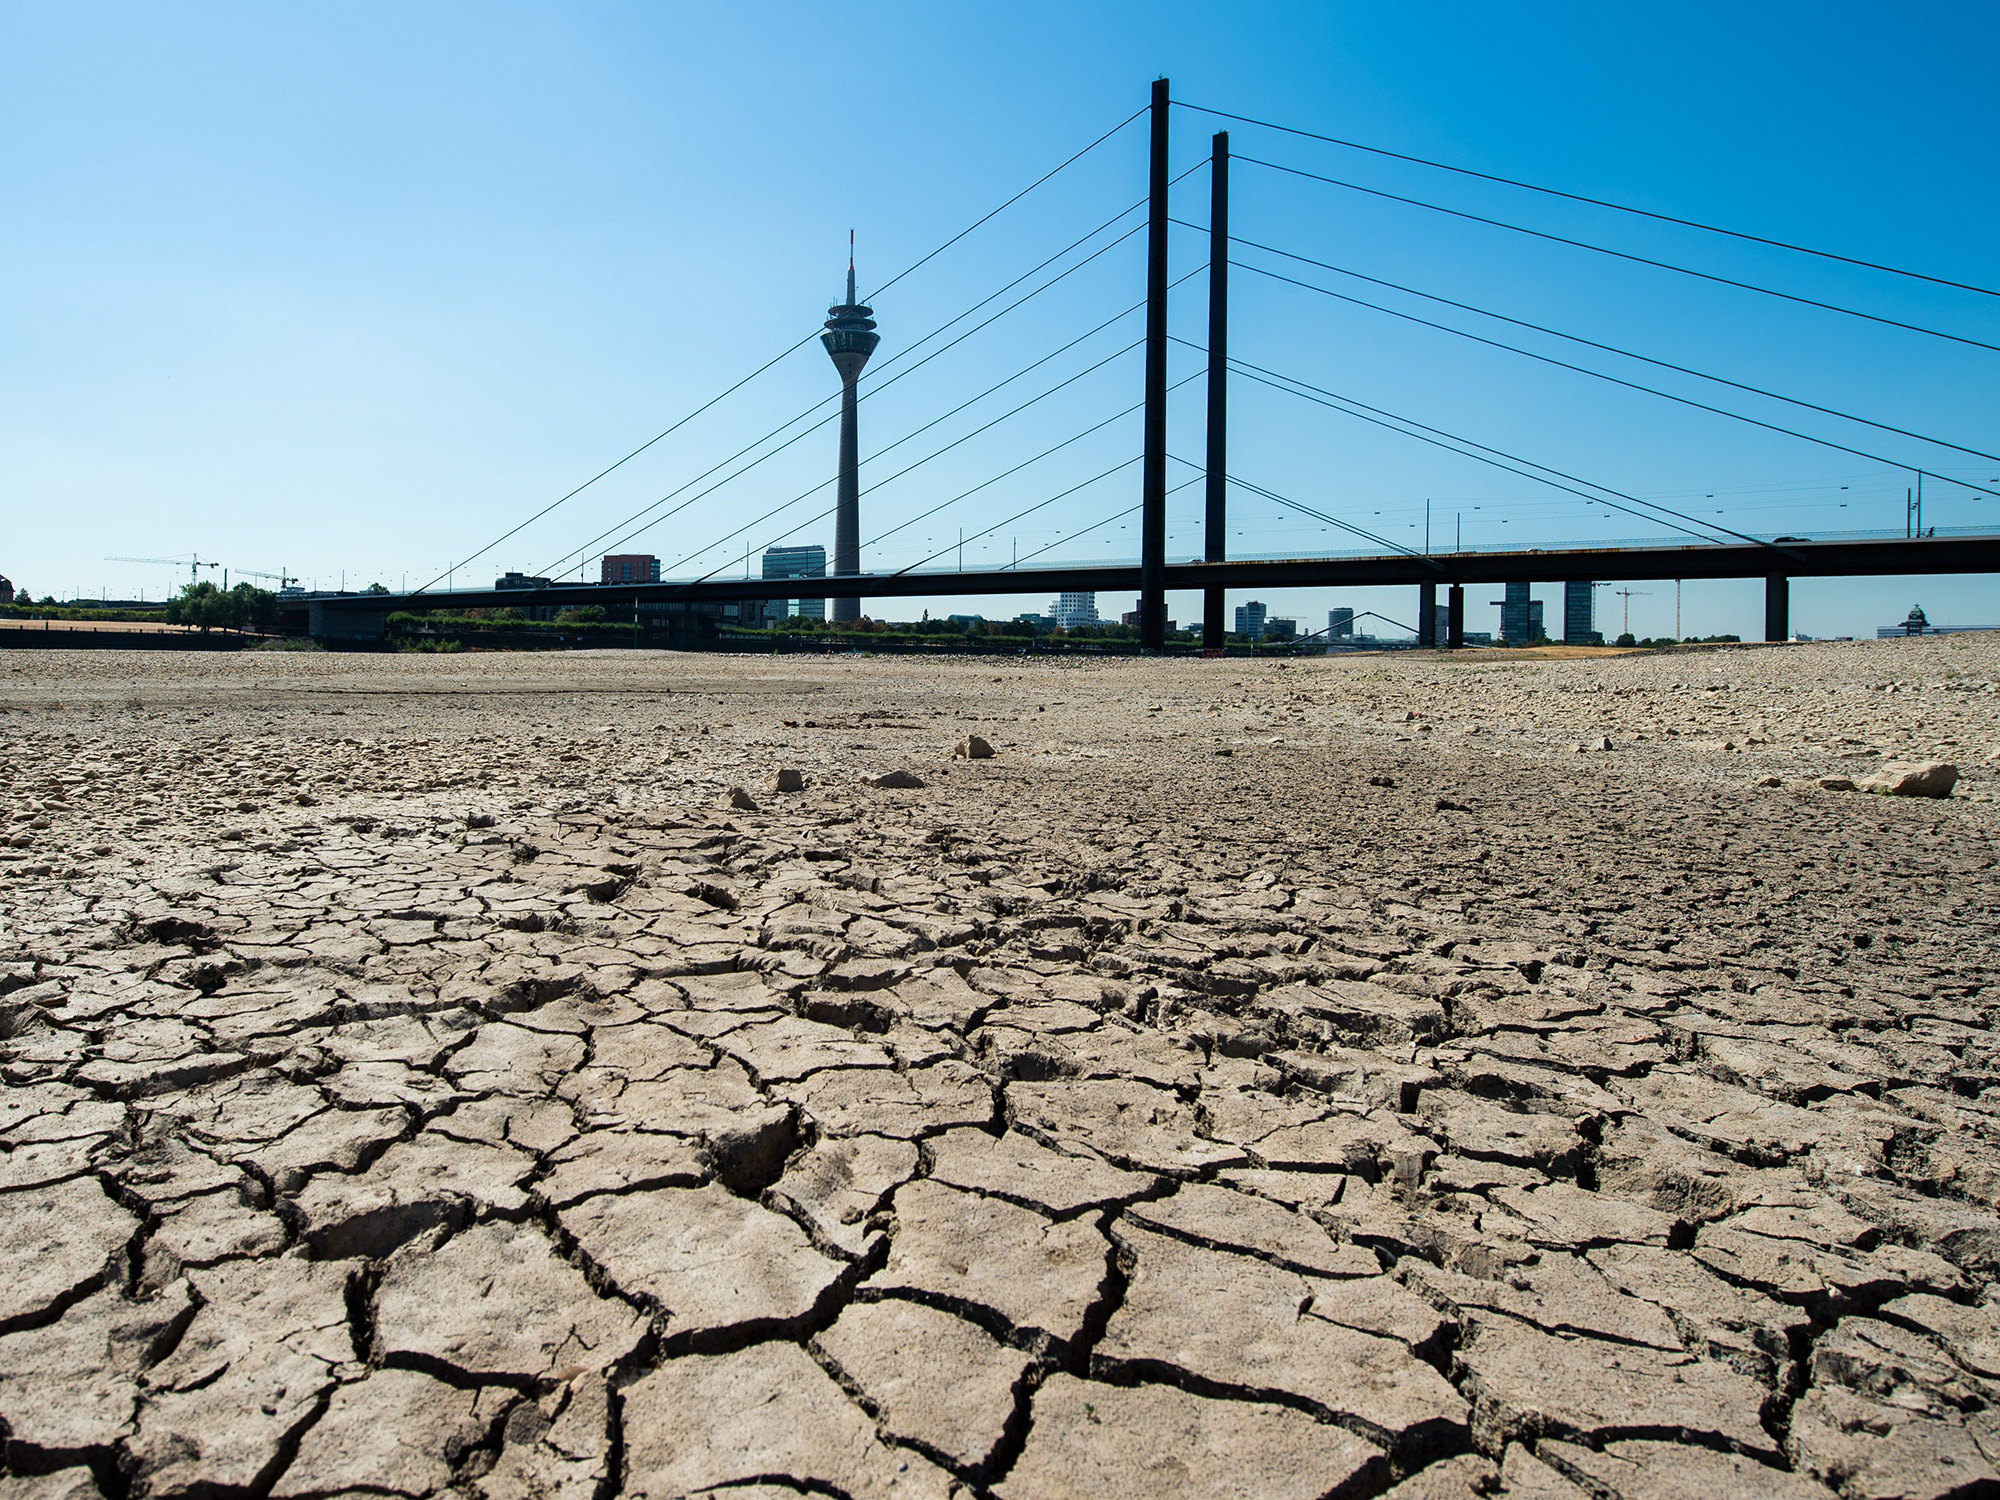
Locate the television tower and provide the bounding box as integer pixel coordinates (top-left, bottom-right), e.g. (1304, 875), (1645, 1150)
(822, 232), (879, 623)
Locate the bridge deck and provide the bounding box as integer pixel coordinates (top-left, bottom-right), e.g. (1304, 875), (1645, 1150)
(315, 532), (2000, 614)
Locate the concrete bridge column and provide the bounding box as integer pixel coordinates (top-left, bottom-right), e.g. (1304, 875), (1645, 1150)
(308, 602), (388, 645)
(1764, 575), (1789, 642)
(1418, 581), (1437, 649)
(1446, 585), (1464, 649)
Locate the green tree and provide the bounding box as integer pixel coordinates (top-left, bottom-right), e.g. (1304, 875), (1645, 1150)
(165, 580), (277, 632)
(165, 581), (223, 631)
(230, 582), (280, 633)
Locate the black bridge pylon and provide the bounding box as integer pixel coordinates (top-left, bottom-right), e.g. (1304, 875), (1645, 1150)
(1139, 77), (1171, 650)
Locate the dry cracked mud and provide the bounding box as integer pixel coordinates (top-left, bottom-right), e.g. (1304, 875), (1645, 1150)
(2, 634), (1998, 1500)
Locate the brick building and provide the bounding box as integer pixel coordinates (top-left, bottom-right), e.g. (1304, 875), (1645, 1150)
(601, 554), (661, 585)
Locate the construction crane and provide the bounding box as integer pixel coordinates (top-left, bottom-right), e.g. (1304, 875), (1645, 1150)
(105, 554), (218, 585)
(233, 567), (298, 590)
(1613, 587), (1653, 638)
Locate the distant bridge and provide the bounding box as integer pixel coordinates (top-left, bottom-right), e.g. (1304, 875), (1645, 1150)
(312, 530), (2000, 644)
(317, 79), (2000, 650)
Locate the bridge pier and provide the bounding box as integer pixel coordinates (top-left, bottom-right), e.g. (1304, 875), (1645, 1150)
(308, 602), (387, 646)
(1446, 585), (1464, 649)
(1765, 574), (1789, 642)
(1418, 581), (1437, 649)
(1137, 78), (1170, 650)
(1201, 129), (1228, 656)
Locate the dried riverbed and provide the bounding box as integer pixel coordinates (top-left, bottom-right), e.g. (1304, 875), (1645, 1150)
(2, 635), (1998, 1499)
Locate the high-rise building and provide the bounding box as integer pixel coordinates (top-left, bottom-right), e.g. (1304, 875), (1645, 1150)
(1528, 599), (1545, 641)
(1050, 592), (1099, 629)
(1563, 581), (1601, 644)
(1498, 582), (1533, 644)
(821, 243), (880, 624)
(1329, 607), (1354, 638)
(1234, 600), (1268, 640)
(600, 554), (660, 585)
(763, 545), (827, 620)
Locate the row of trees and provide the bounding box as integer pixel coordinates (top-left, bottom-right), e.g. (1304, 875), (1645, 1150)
(163, 581), (281, 633)
(1614, 632), (1742, 648)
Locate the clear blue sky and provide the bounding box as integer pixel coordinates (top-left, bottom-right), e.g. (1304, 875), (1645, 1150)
(4, 2), (1996, 639)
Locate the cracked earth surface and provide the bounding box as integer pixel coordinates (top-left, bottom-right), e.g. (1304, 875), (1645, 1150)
(2, 634), (1998, 1500)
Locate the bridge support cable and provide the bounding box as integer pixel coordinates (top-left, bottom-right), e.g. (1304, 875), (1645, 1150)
(860, 105), (1147, 305)
(1004, 471), (1205, 571)
(1140, 77), (1172, 651)
(745, 425), (1186, 584)
(415, 106), (1147, 596)
(1228, 261), (2000, 500)
(1202, 346), (1795, 553)
(543, 170), (1214, 582)
(1208, 465), (1441, 562)
(540, 403), (842, 583)
(860, 379), (1151, 549)
(894, 456), (1146, 575)
(667, 335), (1145, 574)
(1203, 130), (1230, 652)
(851, 366), (1200, 577)
(1196, 227), (2000, 465)
(848, 263), (1208, 537)
(1230, 154), (2000, 354)
(855, 218), (1145, 387)
(721, 368), (1168, 583)
(1230, 358), (1783, 552)
(411, 327), (819, 596)
(664, 341), (1152, 581)
(541, 217), (1168, 579)
(742, 319), (1200, 573)
(550, 319), (1077, 586)
(550, 218), (1154, 575)
(1172, 101), (2000, 300)
(841, 190), (1194, 413)
(861, 155), (1204, 393)
(1010, 503), (1141, 568)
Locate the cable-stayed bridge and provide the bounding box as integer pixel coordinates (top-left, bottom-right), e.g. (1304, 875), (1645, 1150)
(316, 80), (2000, 647)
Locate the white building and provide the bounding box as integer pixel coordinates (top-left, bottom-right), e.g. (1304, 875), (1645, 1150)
(1049, 591), (1099, 629)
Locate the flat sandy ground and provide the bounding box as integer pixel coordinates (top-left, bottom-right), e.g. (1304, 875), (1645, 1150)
(2, 635), (1997, 1500)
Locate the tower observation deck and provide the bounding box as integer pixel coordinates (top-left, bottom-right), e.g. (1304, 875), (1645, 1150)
(821, 240), (879, 623)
